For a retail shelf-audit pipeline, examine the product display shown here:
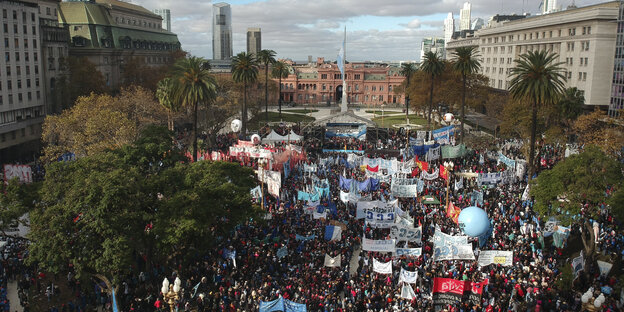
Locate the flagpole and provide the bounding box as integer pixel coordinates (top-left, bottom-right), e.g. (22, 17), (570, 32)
(341, 26), (347, 112)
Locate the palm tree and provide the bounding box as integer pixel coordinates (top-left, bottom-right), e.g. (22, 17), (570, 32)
(272, 61), (290, 119)
(399, 63), (418, 123)
(509, 50), (565, 180)
(420, 51), (445, 130)
(257, 49), (276, 123)
(452, 46), (481, 144)
(231, 52), (259, 136)
(156, 78), (179, 131)
(171, 56), (217, 162)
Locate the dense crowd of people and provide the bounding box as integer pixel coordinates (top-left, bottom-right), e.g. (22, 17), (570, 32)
(3, 126), (623, 312)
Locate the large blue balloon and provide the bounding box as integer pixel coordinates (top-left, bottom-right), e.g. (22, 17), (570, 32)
(458, 206), (490, 237)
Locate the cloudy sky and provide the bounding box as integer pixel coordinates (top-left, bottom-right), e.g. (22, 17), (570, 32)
(130, 0), (607, 61)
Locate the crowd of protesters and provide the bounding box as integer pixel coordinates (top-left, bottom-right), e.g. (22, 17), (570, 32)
(4, 125), (623, 312)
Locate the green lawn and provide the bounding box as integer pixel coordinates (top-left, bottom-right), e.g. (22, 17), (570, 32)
(249, 112), (315, 129)
(372, 114), (427, 128)
(283, 109), (319, 114)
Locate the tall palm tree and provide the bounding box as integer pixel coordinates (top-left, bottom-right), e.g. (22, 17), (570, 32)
(156, 77), (179, 131)
(452, 46), (481, 144)
(420, 51), (445, 130)
(171, 56), (217, 162)
(231, 52), (259, 136)
(257, 49), (276, 123)
(399, 63), (418, 123)
(272, 61), (290, 119)
(509, 50), (565, 180)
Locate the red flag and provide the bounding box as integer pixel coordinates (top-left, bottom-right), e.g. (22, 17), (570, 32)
(440, 165), (448, 181)
(446, 202), (460, 224)
(416, 160), (428, 172)
(367, 165), (379, 172)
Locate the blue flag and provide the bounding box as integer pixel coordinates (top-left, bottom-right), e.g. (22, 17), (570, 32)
(260, 297), (285, 312)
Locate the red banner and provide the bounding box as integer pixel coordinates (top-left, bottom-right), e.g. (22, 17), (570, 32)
(367, 165), (379, 172)
(446, 202), (461, 224)
(433, 277), (488, 307)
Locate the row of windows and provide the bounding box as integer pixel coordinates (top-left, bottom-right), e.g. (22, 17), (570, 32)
(0, 77), (40, 90)
(319, 73), (365, 80)
(0, 90), (41, 105)
(2, 37), (37, 49)
(114, 16), (161, 30)
(289, 83), (399, 93)
(2, 9), (36, 23)
(3, 23), (37, 36)
(0, 65), (39, 77)
(482, 25), (592, 44)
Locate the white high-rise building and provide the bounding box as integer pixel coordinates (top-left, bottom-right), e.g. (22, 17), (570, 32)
(444, 13), (455, 43)
(246, 27), (261, 57)
(153, 9), (171, 32)
(459, 2), (471, 31)
(542, 0), (559, 14)
(212, 2), (232, 60)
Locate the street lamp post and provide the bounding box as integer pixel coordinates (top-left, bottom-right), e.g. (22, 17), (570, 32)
(161, 277), (182, 312)
(444, 161), (454, 208)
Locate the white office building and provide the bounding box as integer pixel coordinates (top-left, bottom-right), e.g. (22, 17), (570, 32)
(212, 2), (232, 60)
(460, 2), (472, 31)
(153, 8), (171, 32)
(444, 13), (455, 44)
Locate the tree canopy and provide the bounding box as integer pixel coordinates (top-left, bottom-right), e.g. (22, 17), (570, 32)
(41, 86), (167, 162)
(530, 145), (624, 224)
(27, 126), (259, 285)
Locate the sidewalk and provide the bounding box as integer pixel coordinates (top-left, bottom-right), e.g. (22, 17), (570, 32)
(7, 280), (23, 312)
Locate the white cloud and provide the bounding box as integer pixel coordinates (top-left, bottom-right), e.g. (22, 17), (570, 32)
(130, 0), (608, 61)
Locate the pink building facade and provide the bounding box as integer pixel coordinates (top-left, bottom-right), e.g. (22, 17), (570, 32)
(277, 58), (406, 106)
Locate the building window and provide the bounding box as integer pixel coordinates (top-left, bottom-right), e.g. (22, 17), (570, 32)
(321, 74), (327, 79)
(583, 72), (587, 81)
(354, 74), (361, 80)
(569, 28), (576, 36)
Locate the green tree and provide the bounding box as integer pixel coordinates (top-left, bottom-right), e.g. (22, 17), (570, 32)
(257, 49), (276, 122)
(28, 126), (258, 286)
(420, 51), (445, 130)
(508, 50), (565, 179)
(0, 179), (38, 237)
(399, 62), (418, 123)
(232, 52), (259, 136)
(156, 78), (179, 131)
(172, 56), (217, 161)
(530, 146), (623, 270)
(452, 46), (482, 143)
(272, 61), (290, 118)
(557, 87), (585, 131)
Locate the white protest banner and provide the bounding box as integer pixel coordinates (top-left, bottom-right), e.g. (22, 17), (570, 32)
(373, 259), (392, 274)
(572, 254), (584, 278)
(324, 254), (341, 267)
(433, 230), (468, 247)
(597, 260), (612, 278)
(390, 225), (422, 244)
(400, 283), (417, 300)
(433, 243), (475, 261)
(365, 210), (395, 228)
(339, 190), (349, 203)
(362, 237), (396, 253)
(313, 209), (327, 219)
(394, 248), (422, 258)
(477, 250), (513, 267)
(421, 168), (439, 181)
(3, 164), (33, 184)
(390, 184), (418, 198)
(399, 268), (418, 284)
(356, 200), (396, 219)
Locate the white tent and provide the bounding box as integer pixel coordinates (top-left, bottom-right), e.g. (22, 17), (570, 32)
(262, 130), (302, 143)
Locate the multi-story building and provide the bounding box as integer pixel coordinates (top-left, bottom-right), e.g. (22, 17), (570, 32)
(153, 8), (171, 32)
(246, 27), (260, 57)
(609, 0), (624, 117)
(542, 0), (560, 14)
(277, 58), (405, 107)
(38, 0), (69, 115)
(212, 2), (232, 60)
(447, 2), (619, 108)
(471, 18), (484, 31)
(460, 2), (472, 31)
(58, 0), (180, 90)
(0, 0), (47, 159)
(420, 37), (446, 61)
(444, 13), (455, 44)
